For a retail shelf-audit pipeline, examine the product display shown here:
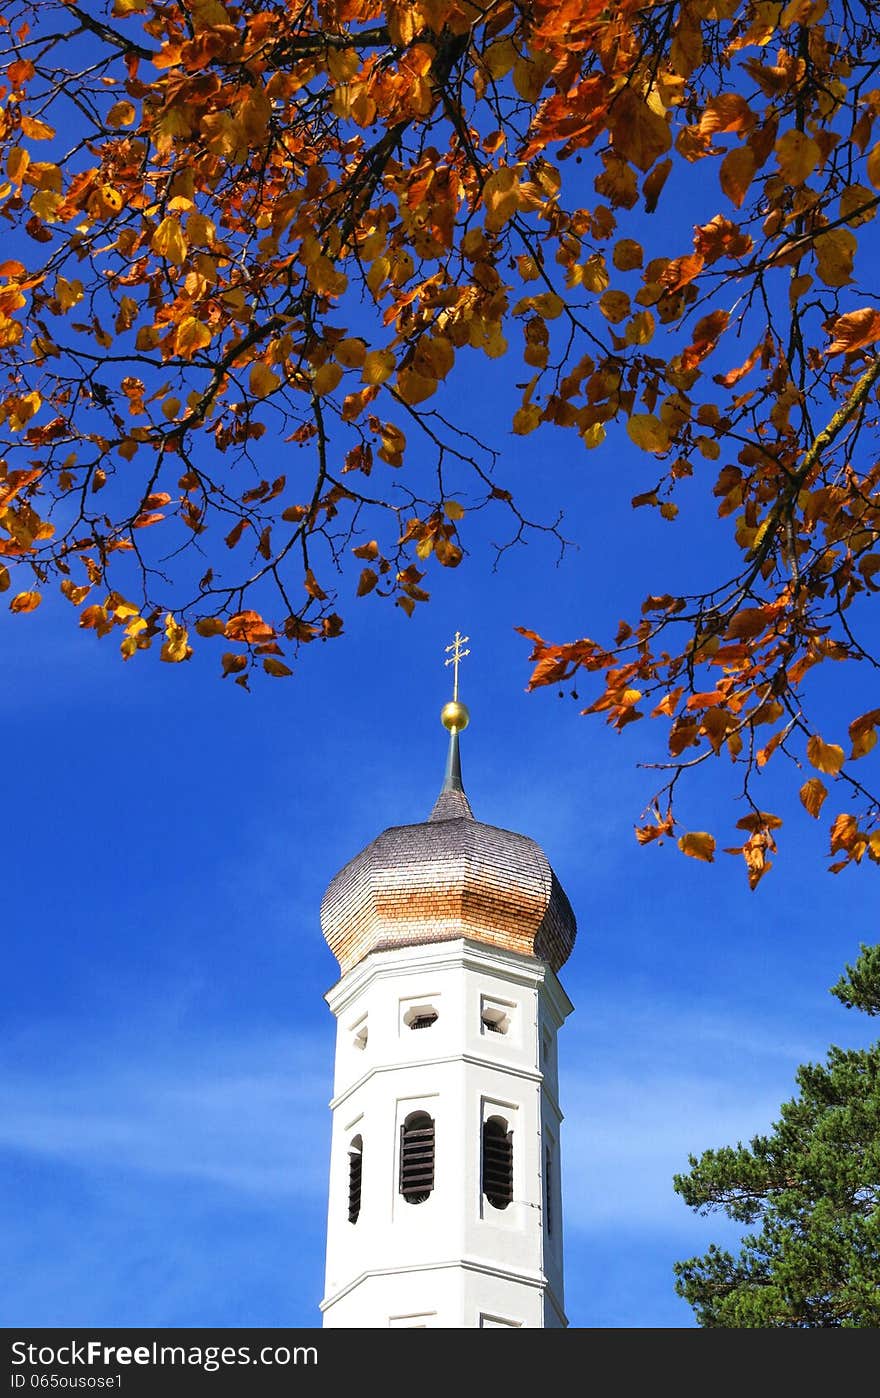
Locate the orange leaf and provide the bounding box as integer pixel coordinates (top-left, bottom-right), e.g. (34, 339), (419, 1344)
(678, 831), (716, 863)
(304, 569), (327, 600)
(799, 778), (828, 818)
(719, 146), (756, 208)
(735, 811), (783, 832)
(826, 307), (880, 356)
(9, 589), (41, 613)
(195, 617), (226, 638)
(608, 90), (671, 173)
(699, 94), (755, 136)
(356, 567), (378, 596)
(225, 610), (275, 643)
(222, 652), (248, 677)
(660, 254), (704, 294)
(849, 708), (880, 759)
(352, 540), (379, 560)
(60, 579), (90, 605)
(262, 657), (293, 677)
(806, 733), (845, 775)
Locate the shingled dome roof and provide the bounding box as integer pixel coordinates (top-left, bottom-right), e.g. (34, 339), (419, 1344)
(321, 727), (576, 976)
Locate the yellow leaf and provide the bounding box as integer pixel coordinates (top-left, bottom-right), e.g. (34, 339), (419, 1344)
(20, 116), (55, 140)
(799, 777), (828, 818)
(362, 349), (396, 385)
(775, 129), (820, 185)
(627, 414), (671, 453)
(513, 404), (541, 435)
(174, 316), (212, 357)
(484, 37), (516, 80)
(195, 617), (226, 637)
(187, 212), (215, 247)
(483, 166), (521, 231)
(6, 146), (29, 186)
(815, 229), (856, 287)
(151, 216), (188, 266)
(581, 254), (609, 293)
(9, 590), (41, 613)
(161, 396), (181, 420)
(313, 362), (343, 396)
(250, 362), (280, 398)
(806, 733), (845, 774)
(111, 599), (140, 620)
(599, 289), (631, 323)
(335, 338), (366, 368)
(377, 422), (406, 466)
(867, 141), (880, 191)
(625, 310), (655, 345)
(418, 336), (455, 379)
(0, 564), (9, 592)
(444, 500), (465, 520)
(161, 613), (191, 663)
(106, 100), (136, 129)
(678, 831), (715, 862)
(396, 368), (436, 405)
(55, 277), (84, 312)
(356, 567), (378, 596)
(840, 183), (877, 227)
(613, 239), (644, 271)
(512, 51), (554, 103)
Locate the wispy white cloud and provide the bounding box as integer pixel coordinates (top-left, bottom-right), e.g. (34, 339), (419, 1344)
(562, 1072), (782, 1232)
(558, 996), (828, 1234)
(0, 1030), (330, 1200)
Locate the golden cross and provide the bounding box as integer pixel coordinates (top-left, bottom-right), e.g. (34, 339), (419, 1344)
(444, 630), (470, 701)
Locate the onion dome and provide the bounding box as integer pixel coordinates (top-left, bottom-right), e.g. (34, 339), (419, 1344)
(321, 676), (576, 976)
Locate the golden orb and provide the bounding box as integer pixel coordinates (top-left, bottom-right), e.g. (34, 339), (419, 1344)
(441, 700), (470, 732)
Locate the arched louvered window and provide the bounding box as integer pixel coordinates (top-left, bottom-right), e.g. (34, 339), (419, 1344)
(482, 1116), (513, 1210)
(348, 1135), (363, 1224)
(399, 1111), (435, 1204)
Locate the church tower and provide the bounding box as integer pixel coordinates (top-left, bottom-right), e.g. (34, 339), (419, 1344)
(319, 635), (576, 1329)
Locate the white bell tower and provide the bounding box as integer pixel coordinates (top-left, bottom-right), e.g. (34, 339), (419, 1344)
(319, 635), (576, 1329)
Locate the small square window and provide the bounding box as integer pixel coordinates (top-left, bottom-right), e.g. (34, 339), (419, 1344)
(480, 995), (514, 1036)
(403, 1003), (438, 1030)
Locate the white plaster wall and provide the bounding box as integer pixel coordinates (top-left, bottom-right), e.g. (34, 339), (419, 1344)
(321, 939), (572, 1329)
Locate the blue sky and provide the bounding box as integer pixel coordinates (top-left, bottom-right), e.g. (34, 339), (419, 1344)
(3, 2), (879, 1331)
(2, 483), (876, 1328)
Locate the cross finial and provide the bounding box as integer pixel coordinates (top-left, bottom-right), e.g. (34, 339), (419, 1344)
(444, 630), (470, 702)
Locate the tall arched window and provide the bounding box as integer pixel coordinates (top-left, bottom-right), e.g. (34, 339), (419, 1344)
(399, 1111), (435, 1204)
(348, 1135), (363, 1224)
(482, 1116), (513, 1210)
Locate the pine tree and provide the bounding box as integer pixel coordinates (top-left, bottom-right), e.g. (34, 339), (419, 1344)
(673, 945), (880, 1327)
